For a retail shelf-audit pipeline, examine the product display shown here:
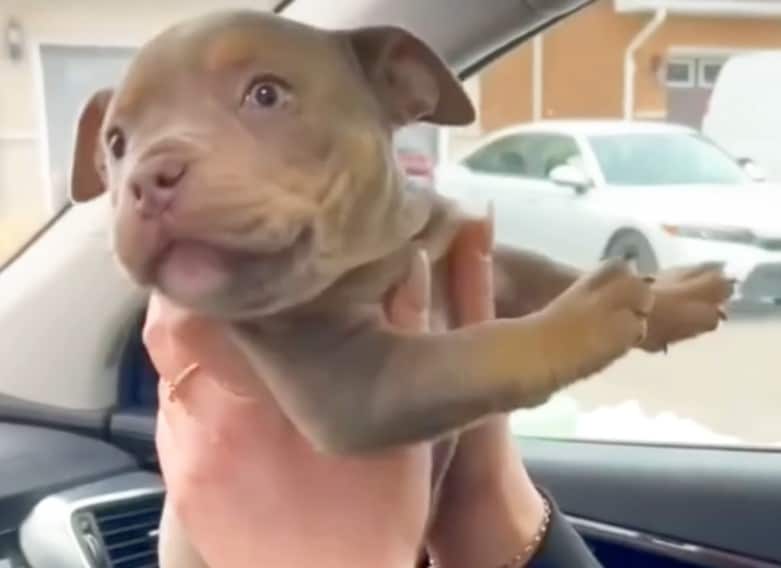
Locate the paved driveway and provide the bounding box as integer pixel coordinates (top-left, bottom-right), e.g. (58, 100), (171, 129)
(566, 310), (781, 445)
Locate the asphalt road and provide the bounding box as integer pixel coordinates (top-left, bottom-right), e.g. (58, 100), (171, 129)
(565, 306), (781, 445)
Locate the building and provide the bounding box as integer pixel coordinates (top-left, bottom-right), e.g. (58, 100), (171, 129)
(477, 0), (781, 133)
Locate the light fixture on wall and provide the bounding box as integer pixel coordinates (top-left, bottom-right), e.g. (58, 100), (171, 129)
(5, 18), (25, 62)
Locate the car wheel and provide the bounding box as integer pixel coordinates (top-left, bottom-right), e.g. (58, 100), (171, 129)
(603, 230), (659, 275)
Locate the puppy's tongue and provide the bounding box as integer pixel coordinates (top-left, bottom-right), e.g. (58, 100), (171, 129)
(156, 241), (229, 304)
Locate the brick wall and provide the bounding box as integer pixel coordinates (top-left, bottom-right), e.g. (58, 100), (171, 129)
(478, 1), (781, 132)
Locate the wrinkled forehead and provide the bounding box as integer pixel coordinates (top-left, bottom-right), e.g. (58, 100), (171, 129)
(110, 12), (349, 120)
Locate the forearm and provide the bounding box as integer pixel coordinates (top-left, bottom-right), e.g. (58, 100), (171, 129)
(426, 416), (546, 568)
(527, 487), (603, 567)
(426, 418), (602, 568)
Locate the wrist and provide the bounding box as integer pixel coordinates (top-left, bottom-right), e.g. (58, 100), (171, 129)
(428, 461), (546, 568)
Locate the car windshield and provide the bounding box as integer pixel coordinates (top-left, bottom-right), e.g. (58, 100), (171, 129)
(589, 133), (748, 186)
(3, 0), (781, 463)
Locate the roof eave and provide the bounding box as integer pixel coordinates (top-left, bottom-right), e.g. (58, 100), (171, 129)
(614, 0), (781, 18)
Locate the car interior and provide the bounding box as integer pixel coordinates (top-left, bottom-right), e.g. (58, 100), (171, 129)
(1, 0), (780, 567)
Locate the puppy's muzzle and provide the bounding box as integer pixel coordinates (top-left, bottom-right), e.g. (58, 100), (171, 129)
(128, 153), (188, 218)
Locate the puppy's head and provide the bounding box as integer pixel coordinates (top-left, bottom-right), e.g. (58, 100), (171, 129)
(70, 11), (473, 318)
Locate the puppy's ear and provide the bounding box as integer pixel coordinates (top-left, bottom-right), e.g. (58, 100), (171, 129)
(341, 26), (475, 127)
(70, 88), (113, 203)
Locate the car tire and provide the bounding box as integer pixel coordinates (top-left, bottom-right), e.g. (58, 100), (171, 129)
(603, 230), (659, 275)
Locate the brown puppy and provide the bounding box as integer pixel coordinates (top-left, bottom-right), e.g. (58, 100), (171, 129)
(70, 10), (731, 453)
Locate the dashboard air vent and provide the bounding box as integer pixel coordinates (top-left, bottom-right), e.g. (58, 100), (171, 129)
(87, 492), (163, 567)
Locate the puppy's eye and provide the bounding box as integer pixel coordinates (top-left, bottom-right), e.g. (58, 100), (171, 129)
(243, 77), (290, 109)
(106, 128), (126, 160)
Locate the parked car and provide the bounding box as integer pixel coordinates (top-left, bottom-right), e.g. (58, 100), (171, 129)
(394, 123), (439, 189)
(703, 50), (781, 184)
(436, 120), (781, 304)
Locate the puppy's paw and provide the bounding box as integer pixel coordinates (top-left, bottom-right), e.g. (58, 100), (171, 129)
(539, 259), (654, 385)
(641, 262), (735, 352)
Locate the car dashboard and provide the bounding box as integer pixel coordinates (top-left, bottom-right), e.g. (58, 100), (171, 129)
(0, 421), (162, 568)
(3, 309), (781, 568)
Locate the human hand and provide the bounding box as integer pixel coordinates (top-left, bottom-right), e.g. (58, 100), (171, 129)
(426, 212), (547, 568)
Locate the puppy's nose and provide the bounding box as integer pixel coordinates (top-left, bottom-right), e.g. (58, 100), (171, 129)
(129, 155), (188, 217)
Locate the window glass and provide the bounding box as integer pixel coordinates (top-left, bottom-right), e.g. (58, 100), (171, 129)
(590, 133), (746, 186)
(698, 60), (724, 87)
(666, 59), (695, 87)
(529, 134), (581, 178)
(4, 1), (780, 450)
(435, 1), (781, 448)
(463, 134), (581, 180)
(463, 135), (530, 176)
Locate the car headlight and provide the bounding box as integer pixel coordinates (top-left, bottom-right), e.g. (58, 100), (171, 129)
(662, 224), (756, 244)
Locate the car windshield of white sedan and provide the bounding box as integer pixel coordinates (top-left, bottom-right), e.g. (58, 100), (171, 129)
(590, 133), (747, 186)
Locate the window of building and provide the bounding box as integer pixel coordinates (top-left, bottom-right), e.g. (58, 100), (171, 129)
(665, 58), (696, 87)
(698, 59), (725, 88)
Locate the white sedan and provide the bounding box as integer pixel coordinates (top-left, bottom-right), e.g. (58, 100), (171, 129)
(436, 120), (781, 304)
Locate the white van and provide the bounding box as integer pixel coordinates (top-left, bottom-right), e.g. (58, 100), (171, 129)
(702, 51), (781, 183)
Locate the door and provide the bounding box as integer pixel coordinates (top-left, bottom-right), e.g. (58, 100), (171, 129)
(444, 133), (543, 250)
(38, 44), (136, 210)
(500, 133), (600, 267)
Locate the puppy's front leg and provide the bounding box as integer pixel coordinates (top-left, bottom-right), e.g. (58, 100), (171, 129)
(231, 310), (545, 453)
(493, 246), (734, 351)
(492, 244), (579, 318)
(231, 260), (651, 454)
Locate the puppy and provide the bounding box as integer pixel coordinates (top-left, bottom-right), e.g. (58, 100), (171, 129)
(70, 10), (731, 454)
